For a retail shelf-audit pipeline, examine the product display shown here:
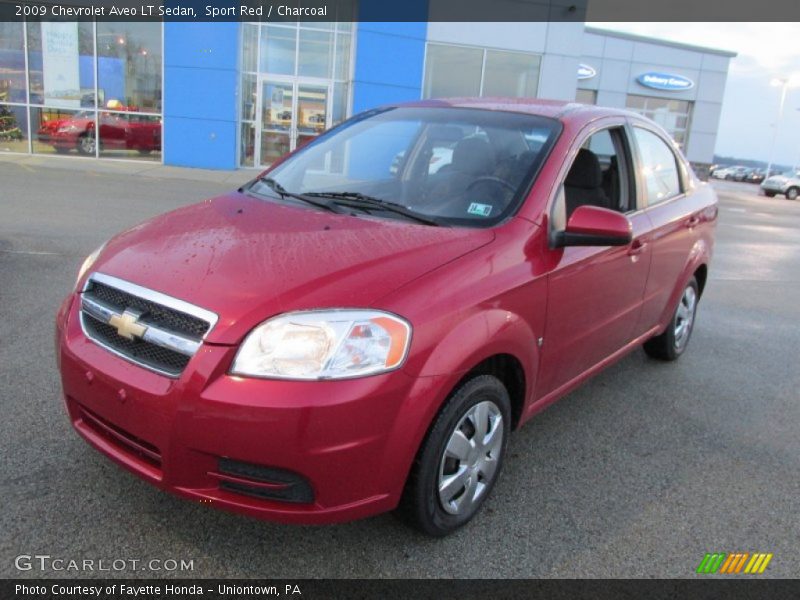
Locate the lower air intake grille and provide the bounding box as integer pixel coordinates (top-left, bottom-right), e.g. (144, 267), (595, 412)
(215, 458), (314, 504)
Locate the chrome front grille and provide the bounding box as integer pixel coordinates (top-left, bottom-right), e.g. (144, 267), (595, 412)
(79, 273), (217, 377)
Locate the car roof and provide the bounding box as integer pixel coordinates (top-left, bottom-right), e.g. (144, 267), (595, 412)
(383, 97), (642, 126)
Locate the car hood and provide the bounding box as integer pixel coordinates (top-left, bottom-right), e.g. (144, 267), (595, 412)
(92, 191), (495, 344)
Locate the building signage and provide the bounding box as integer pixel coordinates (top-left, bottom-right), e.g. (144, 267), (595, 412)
(577, 64), (596, 80)
(636, 72), (694, 92)
(41, 22), (81, 108)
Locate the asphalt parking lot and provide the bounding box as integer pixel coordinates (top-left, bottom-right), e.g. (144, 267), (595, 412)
(1, 157), (798, 578)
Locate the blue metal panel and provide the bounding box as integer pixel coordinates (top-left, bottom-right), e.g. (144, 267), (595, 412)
(163, 22), (239, 170)
(164, 117), (238, 170)
(351, 14), (428, 115)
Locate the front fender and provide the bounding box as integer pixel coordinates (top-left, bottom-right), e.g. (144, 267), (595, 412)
(410, 308), (539, 381)
(377, 309), (541, 502)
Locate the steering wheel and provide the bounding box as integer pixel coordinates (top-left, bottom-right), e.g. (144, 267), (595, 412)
(466, 176), (516, 194)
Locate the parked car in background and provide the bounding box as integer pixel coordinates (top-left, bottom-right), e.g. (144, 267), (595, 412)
(37, 109), (161, 156)
(731, 167), (753, 182)
(761, 171), (800, 199)
(744, 169), (766, 184)
(711, 166), (734, 179)
(56, 99), (717, 536)
(713, 165), (748, 181)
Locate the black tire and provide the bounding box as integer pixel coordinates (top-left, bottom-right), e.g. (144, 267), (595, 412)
(137, 148), (153, 155)
(54, 146), (70, 154)
(786, 187), (799, 200)
(725, 174), (733, 180)
(764, 191), (776, 198)
(396, 374), (511, 536)
(644, 277), (699, 361)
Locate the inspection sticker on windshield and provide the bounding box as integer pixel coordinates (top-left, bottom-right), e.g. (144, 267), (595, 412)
(467, 202), (493, 217)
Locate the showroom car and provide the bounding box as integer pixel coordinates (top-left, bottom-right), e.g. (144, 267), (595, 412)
(761, 171), (800, 199)
(56, 99), (717, 536)
(37, 107), (161, 156)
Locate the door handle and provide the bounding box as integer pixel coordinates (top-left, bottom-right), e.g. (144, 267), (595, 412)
(687, 216), (701, 228)
(627, 240), (647, 256)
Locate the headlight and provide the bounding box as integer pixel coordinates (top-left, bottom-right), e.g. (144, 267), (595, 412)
(231, 310), (411, 380)
(75, 243), (105, 288)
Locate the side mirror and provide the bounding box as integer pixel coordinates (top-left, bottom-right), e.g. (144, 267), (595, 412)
(553, 205), (632, 248)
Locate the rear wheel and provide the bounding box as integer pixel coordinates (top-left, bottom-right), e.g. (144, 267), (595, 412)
(786, 187), (799, 200)
(396, 375), (510, 536)
(644, 277), (699, 361)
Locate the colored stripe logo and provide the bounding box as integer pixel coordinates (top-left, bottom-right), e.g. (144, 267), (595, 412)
(696, 552), (773, 574)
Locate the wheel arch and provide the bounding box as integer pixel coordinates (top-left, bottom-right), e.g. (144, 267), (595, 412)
(379, 309), (540, 503)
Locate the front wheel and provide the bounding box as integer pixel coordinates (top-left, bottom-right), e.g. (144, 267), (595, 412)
(77, 131), (96, 155)
(644, 277), (699, 361)
(764, 191), (776, 198)
(396, 375), (511, 536)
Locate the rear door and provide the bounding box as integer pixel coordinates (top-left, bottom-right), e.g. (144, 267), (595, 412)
(628, 123), (702, 331)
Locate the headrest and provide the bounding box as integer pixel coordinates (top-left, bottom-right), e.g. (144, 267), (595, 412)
(565, 148), (603, 189)
(451, 137), (494, 176)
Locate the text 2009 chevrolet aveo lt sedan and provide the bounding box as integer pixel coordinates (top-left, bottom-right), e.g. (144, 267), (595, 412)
(56, 99), (717, 536)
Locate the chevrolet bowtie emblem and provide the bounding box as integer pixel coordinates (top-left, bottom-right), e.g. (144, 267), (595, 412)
(109, 309), (147, 340)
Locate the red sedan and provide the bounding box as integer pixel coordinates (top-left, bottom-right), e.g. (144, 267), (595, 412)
(56, 99), (717, 535)
(38, 110), (161, 156)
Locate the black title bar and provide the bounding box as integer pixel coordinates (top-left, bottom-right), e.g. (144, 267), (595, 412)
(5, 579), (800, 600)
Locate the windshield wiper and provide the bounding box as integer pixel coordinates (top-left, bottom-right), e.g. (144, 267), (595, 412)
(246, 177), (348, 215)
(304, 191), (440, 226)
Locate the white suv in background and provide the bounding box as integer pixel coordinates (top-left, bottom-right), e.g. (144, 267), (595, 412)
(761, 171), (800, 200)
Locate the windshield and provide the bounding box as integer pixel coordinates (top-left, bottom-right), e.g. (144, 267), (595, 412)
(250, 107), (561, 227)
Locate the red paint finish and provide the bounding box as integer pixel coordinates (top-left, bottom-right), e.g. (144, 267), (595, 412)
(56, 99), (717, 524)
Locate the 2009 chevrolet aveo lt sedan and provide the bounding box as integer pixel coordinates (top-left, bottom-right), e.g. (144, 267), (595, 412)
(56, 99), (717, 536)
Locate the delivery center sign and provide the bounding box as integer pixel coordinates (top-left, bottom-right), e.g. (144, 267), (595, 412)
(636, 72), (694, 92)
(41, 22), (81, 108)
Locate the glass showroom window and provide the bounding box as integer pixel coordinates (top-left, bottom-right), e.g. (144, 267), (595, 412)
(0, 22), (28, 153)
(626, 94), (693, 149)
(423, 43), (541, 99)
(239, 21), (353, 167)
(0, 21), (162, 161)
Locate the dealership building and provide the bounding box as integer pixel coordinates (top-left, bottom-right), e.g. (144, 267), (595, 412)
(0, 15), (735, 170)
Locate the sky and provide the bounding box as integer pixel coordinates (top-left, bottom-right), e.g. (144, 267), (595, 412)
(587, 23), (800, 167)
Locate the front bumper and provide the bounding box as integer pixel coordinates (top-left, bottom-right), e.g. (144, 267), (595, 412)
(56, 293), (441, 524)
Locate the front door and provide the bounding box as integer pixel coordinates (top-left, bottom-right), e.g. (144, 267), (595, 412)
(256, 78), (331, 167)
(536, 123), (653, 399)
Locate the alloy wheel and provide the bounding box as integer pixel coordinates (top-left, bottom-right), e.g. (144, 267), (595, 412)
(79, 134), (96, 155)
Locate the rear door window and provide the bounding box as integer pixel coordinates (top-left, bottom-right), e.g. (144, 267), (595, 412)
(633, 127), (682, 205)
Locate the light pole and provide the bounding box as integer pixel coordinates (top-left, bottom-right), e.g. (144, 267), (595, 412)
(765, 76), (800, 178)
(765, 78), (790, 179)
